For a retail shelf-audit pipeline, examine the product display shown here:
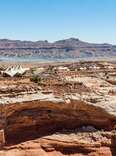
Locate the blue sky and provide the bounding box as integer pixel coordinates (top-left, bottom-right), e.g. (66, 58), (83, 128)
(0, 0), (116, 44)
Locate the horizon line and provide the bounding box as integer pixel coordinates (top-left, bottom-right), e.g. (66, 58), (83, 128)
(0, 37), (114, 45)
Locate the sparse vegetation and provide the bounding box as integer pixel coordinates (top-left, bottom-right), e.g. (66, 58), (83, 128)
(30, 76), (42, 83)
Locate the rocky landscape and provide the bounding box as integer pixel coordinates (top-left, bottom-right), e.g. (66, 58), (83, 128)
(0, 61), (115, 155)
(0, 38), (116, 60)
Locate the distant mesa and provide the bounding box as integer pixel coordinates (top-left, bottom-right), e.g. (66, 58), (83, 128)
(0, 38), (115, 59)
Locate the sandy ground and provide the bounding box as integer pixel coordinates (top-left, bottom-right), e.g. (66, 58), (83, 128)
(0, 57), (116, 68)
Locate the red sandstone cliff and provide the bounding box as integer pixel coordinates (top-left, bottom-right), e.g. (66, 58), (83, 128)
(0, 98), (115, 155)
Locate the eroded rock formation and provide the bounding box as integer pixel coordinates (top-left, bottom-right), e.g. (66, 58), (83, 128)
(3, 99), (116, 142)
(0, 62), (115, 155)
(0, 130), (116, 156)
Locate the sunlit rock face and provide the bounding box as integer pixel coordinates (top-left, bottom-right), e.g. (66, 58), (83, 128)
(0, 98), (115, 143)
(0, 95), (114, 156)
(0, 130), (116, 156)
(0, 99), (116, 156)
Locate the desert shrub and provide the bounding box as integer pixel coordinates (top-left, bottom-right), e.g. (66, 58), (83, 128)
(30, 76), (41, 83)
(30, 68), (36, 74)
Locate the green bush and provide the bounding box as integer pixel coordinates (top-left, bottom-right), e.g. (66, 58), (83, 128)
(30, 76), (41, 83)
